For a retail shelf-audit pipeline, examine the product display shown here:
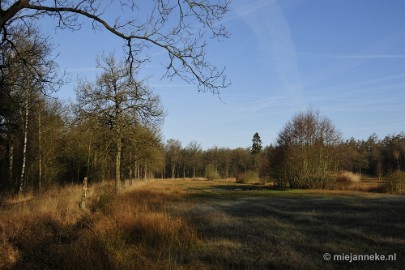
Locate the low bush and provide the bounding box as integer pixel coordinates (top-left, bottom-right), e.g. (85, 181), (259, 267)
(236, 171), (259, 184)
(335, 171), (362, 183)
(301, 176), (333, 189)
(205, 164), (220, 181)
(286, 172), (363, 190)
(384, 170), (405, 193)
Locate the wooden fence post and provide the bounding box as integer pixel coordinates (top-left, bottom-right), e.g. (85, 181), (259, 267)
(79, 176), (88, 210)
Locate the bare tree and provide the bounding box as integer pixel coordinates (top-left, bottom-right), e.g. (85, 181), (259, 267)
(1, 0), (230, 93)
(186, 141), (202, 178)
(275, 109), (342, 188)
(122, 124), (164, 183)
(165, 139), (182, 179)
(0, 25), (62, 193)
(77, 54), (164, 192)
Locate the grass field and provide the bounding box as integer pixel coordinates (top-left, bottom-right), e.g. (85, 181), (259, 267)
(1, 179), (404, 269)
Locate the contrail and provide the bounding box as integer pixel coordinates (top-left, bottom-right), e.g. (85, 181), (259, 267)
(234, 0), (305, 107)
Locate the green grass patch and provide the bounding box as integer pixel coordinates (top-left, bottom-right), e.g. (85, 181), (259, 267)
(175, 180), (405, 269)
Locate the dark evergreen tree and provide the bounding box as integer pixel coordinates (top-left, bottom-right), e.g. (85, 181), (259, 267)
(251, 132), (262, 155)
(251, 132), (262, 174)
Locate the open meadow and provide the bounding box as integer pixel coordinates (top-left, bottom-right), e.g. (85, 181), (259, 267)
(2, 2), (405, 269)
(1, 179), (404, 269)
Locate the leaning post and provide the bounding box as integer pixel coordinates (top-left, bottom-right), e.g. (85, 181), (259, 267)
(79, 176), (88, 210)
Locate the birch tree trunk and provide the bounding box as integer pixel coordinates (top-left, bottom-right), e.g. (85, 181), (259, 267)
(19, 92), (29, 194)
(115, 136), (122, 192)
(8, 135), (14, 188)
(114, 79), (122, 192)
(38, 102), (42, 193)
(87, 137), (92, 177)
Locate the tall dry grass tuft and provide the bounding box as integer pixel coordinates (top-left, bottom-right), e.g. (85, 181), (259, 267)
(384, 170), (405, 194)
(335, 171), (362, 183)
(1, 180), (200, 269)
(82, 188), (199, 268)
(0, 184), (84, 269)
(329, 171), (364, 190)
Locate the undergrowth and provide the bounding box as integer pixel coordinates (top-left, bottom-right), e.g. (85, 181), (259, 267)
(0, 181), (200, 270)
(384, 170), (405, 193)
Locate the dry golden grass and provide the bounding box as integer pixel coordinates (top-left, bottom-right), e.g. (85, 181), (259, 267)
(1, 178), (404, 269)
(0, 184), (84, 269)
(336, 171), (362, 183)
(0, 180), (201, 269)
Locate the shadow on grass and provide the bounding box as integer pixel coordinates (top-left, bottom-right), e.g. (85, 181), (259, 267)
(181, 184), (405, 270)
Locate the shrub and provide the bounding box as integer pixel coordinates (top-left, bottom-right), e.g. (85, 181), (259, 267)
(335, 171), (362, 183)
(301, 171), (364, 190)
(286, 173), (362, 190)
(384, 170), (405, 193)
(236, 171), (259, 184)
(300, 175), (334, 189)
(91, 185), (114, 214)
(205, 164), (220, 181)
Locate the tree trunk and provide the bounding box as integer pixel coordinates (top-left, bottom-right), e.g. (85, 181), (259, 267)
(19, 94), (29, 194)
(135, 160), (139, 180)
(171, 164), (175, 179)
(8, 135), (14, 189)
(87, 137), (92, 177)
(38, 103), (42, 193)
(115, 137), (122, 192)
(129, 167), (133, 186)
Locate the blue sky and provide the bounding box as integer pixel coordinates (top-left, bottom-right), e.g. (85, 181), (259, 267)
(38, 0), (405, 149)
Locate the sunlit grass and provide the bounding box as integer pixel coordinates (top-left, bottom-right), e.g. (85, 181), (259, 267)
(1, 179), (404, 269)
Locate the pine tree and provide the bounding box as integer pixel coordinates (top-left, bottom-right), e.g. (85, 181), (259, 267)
(251, 132), (262, 174)
(251, 132), (262, 155)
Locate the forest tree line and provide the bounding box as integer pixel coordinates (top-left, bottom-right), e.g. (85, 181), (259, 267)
(1, 0), (231, 194)
(1, 73), (405, 195)
(1, 24), (405, 194)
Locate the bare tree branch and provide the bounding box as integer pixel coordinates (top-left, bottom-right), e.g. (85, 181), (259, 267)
(1, 0), (231, 93)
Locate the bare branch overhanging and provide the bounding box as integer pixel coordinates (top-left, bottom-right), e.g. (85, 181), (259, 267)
(0, 0), (231, 94)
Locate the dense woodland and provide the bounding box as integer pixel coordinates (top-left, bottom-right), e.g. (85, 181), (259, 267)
(1, 27), (404, 193)
(1, 61), (405, 194)
(1, 0), (230, 194)
(1, 1), (405, 194)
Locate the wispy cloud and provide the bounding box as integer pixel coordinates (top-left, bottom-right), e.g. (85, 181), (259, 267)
(304, 73), (405, 117)
(150, 84), (193, 88)
(233, 0), (305, 107)
(339, 54), (405, 59)
(299, 52), (405, 59)
(66, 67), (100, 73)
